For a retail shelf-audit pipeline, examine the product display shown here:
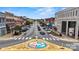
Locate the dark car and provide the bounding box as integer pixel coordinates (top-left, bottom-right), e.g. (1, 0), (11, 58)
(38, 26), (41, 31)
(22, 28), (28, 32)
(13, 30), (21, 35)
(40, 32), (45, 35)
(43, 27), (46, 29)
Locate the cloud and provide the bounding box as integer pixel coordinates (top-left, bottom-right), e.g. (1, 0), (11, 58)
(60, 7), (66, 10)
(35, 7), (55, 18)
(31, 7), (66, 19)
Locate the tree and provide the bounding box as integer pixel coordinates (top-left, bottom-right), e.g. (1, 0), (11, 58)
(25, 20), (33, 25)
(13, 25), (22, 35)
(14, 25), (21, 31)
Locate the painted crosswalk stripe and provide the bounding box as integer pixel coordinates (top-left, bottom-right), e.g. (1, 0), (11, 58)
(18, 37), (22, 40)
(53, 38), (56, 40)
(55, 38), (59, 41)
(53, 37), (57, 40)
(22, 37), (25, 40)
(21, 37), (25, 40)
(49, 38), (52, 40)
(43, 38), (46, 40)
(26, 37), (28, 40)
(53, 37), (59, 41)
(46, 38), (49, 40)
(14, 38), (18, 40)
(29, 37), (32, 39)
(43, 38), (45, 40)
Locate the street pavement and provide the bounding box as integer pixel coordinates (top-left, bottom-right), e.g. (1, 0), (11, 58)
(37, 22), (79, 51)
(0, 21), (79, 51)
(0, 22), (35, 48)
(0, 21), (43, 48)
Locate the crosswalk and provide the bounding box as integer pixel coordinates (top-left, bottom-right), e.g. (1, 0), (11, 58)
(9, 37), (33, 40)
(42, 37), (60, 41)
(9, 36), (60, 41)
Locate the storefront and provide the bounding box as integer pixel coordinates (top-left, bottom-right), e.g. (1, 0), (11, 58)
(55, 7), (79, 39)
(61, 21), (77, 38)
(0, 27), (6, 36)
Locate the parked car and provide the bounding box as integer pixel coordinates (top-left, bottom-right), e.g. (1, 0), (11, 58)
(40, 32), (45, 35)
(22, 28), (28, 32)
(43, 27), (46, 29)
(38, 26), (41, 31)
(13, 30), (21, 35)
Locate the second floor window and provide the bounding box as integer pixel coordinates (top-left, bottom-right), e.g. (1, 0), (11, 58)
(73, 11), (74, 16)
(0, 19), (1, 23)
(76, 10), (77, 16)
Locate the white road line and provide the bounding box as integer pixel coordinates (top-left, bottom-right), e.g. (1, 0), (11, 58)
(22, 37), (25, 40)
(26, 37), (28, 40)
(18, 37), (22, 40)
(14, 37), (18, 40)
(53, 37), (59, 41)
(52, 38), (56, 40)
(55, 38), (59, 41)
(49, 38), (52, 40)
(29, 37), (32, 39)
(46, 38), (49, 40)
(43, 38), (46, 40)
(53, 37), (57, 40)
(43, 38), (45, 40)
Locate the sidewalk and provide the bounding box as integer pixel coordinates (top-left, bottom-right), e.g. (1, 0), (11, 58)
(0, 32), (25, 40)
(54, 35), (79, 42)
(49, 30), (79, 42)
(60, 35), (79, 42)
(0, 33), (13, 40)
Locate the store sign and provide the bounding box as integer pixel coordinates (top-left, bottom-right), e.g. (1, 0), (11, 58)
(69, 28), (74, 36)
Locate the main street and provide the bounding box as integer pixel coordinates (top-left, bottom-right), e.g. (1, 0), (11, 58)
(0, 21), (45, 48)
(37, 22), (79, 51)
(0, 21), (79, 51)
(0, 22), (35, 48)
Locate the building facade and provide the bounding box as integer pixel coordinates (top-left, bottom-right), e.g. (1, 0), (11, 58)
(4, 12), (15, 33)
(0, 12), (7, 36)
(45, 18), (55, 26)
(44, 18), (55, 29)
(14, 16), (25, 26)
(0, 11), (26, 36)
(55, 7), (79, 39)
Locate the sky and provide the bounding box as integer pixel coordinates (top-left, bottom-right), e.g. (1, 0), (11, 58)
(0, 7), (65, 19)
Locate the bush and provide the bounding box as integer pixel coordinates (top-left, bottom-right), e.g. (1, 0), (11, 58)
(13, 25), (22, 35)
(50, 31), (62, 37)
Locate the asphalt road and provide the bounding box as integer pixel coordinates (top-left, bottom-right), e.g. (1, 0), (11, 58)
(0, 22), (35, 48)
(37, 22), (79, 51)
(0, 21), (44, 48)
(0, 21), (79, 51)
